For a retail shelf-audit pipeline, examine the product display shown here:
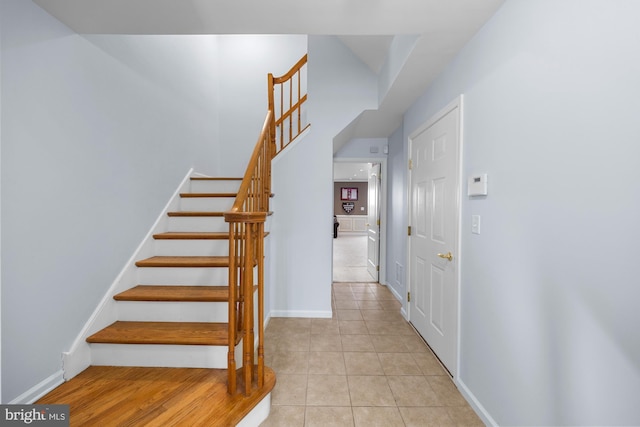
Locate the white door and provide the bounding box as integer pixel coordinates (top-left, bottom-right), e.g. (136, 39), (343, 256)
(367, 163), (381, 281)
(408, 100), (460, 375)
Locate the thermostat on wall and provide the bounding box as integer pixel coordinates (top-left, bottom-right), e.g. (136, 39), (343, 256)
(467, 174), (488, 196)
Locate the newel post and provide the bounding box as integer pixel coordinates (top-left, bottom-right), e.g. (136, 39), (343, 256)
(224, 212), (266, 396)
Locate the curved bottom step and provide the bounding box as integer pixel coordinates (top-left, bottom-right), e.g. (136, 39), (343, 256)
(37, 365), (276, 426)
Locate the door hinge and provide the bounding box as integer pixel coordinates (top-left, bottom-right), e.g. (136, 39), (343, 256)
(377, 219), (380, 226)
(376, 265), (380, 272)
(408, 226), (412, 236)
(407, 292), (411, 302)
(408, 159), (413, 170)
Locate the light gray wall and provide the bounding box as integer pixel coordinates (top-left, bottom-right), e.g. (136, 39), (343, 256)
(334, 137), (388, 159)
(0, 0), (221, 402)
(0, 2), (3, 403)
(385, 126), (406, 303)
(270, 36), (377, 317)
(217, 35), (307, 177)
(0, 0), (304, 403)
(377, 35), (419, 105)
(399, 1), (640, 425)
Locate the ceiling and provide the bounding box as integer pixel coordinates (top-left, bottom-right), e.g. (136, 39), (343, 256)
(33, 0), (505, 148)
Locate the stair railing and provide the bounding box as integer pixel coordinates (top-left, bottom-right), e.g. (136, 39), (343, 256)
(226, 54), (309, 396)
(268, 54), (309, 155)
(224, 111), (273, 396)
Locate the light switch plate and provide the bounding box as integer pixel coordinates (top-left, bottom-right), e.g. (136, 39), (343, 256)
(472, 215), (481, 234)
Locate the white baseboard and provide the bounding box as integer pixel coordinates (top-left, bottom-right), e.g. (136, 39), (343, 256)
(456, 377), (498, 427)
(269, 310), (332, 319)
(10, 370), (64, 404)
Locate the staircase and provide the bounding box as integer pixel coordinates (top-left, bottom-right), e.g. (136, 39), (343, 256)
(56, 54), (309, 425)
(86, 177), (244, 369)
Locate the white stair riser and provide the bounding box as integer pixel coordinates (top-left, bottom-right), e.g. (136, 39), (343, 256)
(137, 267), (229, 285)
(117, 301), (228, 322)
(167, 217), (229, 232)
(90, 342), (241, 369)
(180, 197), (234, 212)
(190, 180), (241, 193)
(154, 239), (229, 256)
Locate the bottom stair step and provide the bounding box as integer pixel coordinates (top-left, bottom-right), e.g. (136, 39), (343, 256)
(37, 365), (275, 427)
(87, 321), (237, 346)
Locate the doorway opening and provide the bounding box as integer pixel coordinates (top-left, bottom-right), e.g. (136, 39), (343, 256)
(332, 160), (386, 284)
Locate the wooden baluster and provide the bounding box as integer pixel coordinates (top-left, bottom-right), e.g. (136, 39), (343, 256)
(227, 222), (237, 395)
(237, 223), (244, 335)
(243, 222), (254, 395)
(297, 69), (301, 135)
(257, 221), (265, 388)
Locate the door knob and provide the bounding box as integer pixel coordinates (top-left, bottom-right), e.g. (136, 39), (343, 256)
(437, 252), (453, 261)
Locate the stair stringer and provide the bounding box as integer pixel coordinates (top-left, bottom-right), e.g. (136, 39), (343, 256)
(62, 168), (196, 380)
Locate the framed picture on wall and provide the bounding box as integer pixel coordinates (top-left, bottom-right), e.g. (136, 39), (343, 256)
(341, 187), (358, 201)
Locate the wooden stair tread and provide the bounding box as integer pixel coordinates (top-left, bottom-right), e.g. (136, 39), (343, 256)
(190, 177), (242, 181)
(114, 285), (229, 302)
(86, 321), (233, 346)
(153, 231), (268, 240)
(167, 211), (224, 217)
(135, 256), (229, 268)
(180, 192), (237, 198)
(37, 365), (276, 426)
(153, 231), (230, 240)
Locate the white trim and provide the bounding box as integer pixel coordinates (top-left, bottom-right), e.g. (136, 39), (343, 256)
(385, 280), (408, 320)
(9, 370), (64, 404)
(236, 393), (271, 427)
(406, 95), (463, 379)
(269, 310), (332, 318)
(62, 169), (194, 380)
(456, 377), (498, 427)
(384, 280), (403, 303)
(456, 96), (465, 381)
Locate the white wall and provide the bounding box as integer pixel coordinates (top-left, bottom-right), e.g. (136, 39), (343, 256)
(0, 3), (3, 403)
(384, 126), (406, 305)
(334, 137), (388, 159)
(399, 1), (640, 425)
(0, 0), (221, 402)
(0, 0), (303, 403)
(270, 36), (377, 317)
(217, 35), (307, 176)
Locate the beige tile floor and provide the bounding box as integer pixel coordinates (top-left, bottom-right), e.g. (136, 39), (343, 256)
(260, 282), (484, 426)
(332, 235), (375, 282)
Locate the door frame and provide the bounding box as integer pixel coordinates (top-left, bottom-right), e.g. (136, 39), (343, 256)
(406, 95), (463, 379)
(332, 157), (387, 285)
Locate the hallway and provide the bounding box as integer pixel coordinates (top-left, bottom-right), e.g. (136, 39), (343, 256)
(260, 283), (482, 426)
(333, 234), (375, 283)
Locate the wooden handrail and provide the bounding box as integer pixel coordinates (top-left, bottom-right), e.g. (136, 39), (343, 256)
(225, 54), (309, 396)
(268, 54), (309, 156)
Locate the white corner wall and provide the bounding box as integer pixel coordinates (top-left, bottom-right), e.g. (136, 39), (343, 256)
(400, 1), (640, 425)
(270, 36), (378, 317)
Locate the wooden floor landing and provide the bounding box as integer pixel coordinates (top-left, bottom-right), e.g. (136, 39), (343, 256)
(37, 366), (275, 427)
